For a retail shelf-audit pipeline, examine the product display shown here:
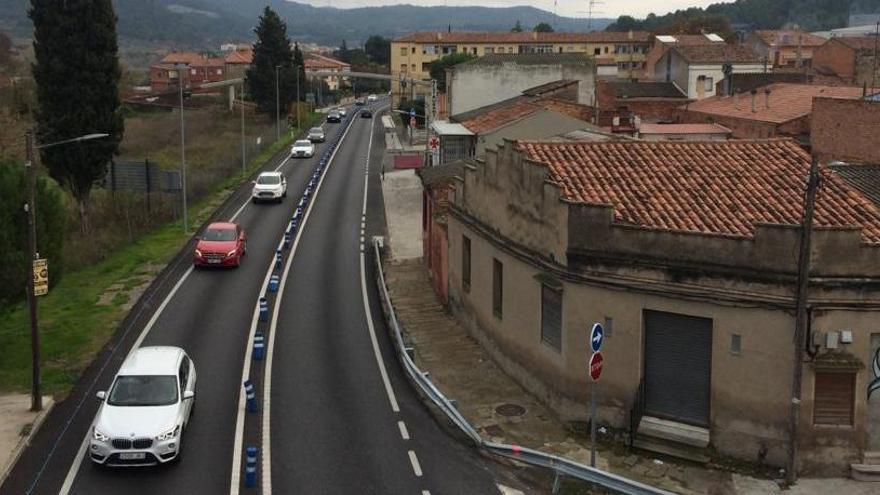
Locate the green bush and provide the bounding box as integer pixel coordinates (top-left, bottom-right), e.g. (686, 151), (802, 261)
(0, 158), (66, 305)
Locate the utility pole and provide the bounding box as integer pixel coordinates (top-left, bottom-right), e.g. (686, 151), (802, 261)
(178, 66), (188, 234)
(24, 130), (41, 412)
(240, 82), (246, 177)
(275, 65), (281, 141)
(786, 156), (820, 485)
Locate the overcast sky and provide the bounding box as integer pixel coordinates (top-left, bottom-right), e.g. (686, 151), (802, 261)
(296, 0), (719, 18)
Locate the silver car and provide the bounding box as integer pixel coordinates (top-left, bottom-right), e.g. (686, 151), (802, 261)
(90, 346), (196, 466)
(308, 127), (325, 143)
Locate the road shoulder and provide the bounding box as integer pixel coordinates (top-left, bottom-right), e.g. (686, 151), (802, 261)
(0, 394), (54, 486)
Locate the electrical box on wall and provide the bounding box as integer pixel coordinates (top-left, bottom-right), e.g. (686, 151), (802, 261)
(826, 331), (840, 349)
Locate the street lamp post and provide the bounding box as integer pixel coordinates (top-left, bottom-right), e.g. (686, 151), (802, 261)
(275, 65), (281, 141)
(240, 81), (246, 177)
(24, 131), (108, 411)
(177, 64), (188, 234)
(295, 67), (301, 133)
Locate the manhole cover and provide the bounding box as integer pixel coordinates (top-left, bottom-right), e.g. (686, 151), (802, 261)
(495, 403), (526, 417)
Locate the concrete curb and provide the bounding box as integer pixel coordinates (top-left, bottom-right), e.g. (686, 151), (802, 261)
(0, 397), (55, 487)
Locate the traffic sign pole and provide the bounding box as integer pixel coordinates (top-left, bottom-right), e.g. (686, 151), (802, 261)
(591, 379), (597, 467)
(587, 322), (604, 468)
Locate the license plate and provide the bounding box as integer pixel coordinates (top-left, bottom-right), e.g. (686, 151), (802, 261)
(119, 452), (146, 460)
(208, 259), (220, 264)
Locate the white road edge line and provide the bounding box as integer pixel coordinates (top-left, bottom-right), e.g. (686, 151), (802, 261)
(258, 115), (359, 495)
(408, 450), (423, 477)
(398, 421), (410, 440)
(358, 110), (400, 413)
(59, 154), (292, 495)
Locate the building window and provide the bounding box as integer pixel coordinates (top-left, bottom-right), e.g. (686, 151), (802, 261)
(594, 47), (601, 55)
(704, 76), (714, 92)
(400, 64), (407, 73)
(730, 334), (742, 355)
(216, 69), (222, 75)
(472, 47), (477, 55)
(462, 235), (471, 292)
(813, 372), (855, 426)
(541, 285), (562, 350)
(411, 64), (416, 71)
(190, 68), (197, 75)
(604, 46), (609, 54)
(492, 258), (503, 318)
(485, 46), (494, 54)
(411, 47), (416, 54)
(422, 62), (431, 72)
(400, 47), (407, 56)
(508, 47), (514, 53)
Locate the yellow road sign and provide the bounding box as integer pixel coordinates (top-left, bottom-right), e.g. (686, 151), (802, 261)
(33, 258), (48, 296)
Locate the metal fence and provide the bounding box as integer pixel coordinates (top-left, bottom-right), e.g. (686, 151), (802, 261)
(371, 238), (675, 495)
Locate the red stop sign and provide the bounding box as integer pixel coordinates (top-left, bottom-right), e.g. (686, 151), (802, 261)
(589, 351), (603, 381)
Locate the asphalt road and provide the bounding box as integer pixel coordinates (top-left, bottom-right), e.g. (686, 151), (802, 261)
(2, 101), (511, 495)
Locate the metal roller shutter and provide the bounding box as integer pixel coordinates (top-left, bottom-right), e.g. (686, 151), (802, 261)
(813, 372), (855, 426)
(644, 310), (713, 426)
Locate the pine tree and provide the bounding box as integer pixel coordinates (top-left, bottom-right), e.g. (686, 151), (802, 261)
(29, 0), (123, 233)
(247, 6), (295, 117)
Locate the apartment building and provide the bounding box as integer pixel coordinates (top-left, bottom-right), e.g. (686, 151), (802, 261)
(391, 30), (651, 96)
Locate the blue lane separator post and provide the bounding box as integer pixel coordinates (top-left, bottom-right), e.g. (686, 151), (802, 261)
(244, 380), (258, 413)
(259, 297), (268, 322)
(253, 332), (265, 361)
(244, 446), (259, 488)
(274, 249), (282, 271)
(283, 231), (292, 249)
(268, 274), (280, 293)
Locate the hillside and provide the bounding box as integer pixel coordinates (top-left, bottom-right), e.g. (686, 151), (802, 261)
(607, 0), (880, 32)
(0, 0), (613, 49)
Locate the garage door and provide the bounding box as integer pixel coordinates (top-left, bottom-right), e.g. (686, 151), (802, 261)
(643, 310), (713, 426)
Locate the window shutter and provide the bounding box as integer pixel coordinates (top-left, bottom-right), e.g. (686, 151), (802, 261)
(813, 372), (855, 426)
(541, 285), (562, 351)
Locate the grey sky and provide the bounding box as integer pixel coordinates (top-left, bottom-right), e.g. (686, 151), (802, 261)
(296, 0), (719, 18)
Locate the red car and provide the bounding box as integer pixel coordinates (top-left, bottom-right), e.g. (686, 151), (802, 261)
(193, 222), (247, 268)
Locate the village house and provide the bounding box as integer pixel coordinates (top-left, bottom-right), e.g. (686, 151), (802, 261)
(747, 30), (828, 68)
(812, 36), (880, 88)
(643, 33), (726, 77)
(392, 30), (651, 98)
(654, 44), (765, 99)
(679, 82), (864, 142)
(149, 52), (228, 92)
(442, 137), (880, 476)
(445, 53), (596, 117)
(303, 53), (350, 91)
(594, 80), (691, 127)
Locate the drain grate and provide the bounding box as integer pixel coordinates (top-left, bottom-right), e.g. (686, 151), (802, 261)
(495, 403), (526, 417)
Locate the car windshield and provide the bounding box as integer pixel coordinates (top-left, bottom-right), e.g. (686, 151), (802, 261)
(294, 140), (311, 147)
(202, 228), (237, 241)
(310, 128), (323, 134)
(257, 175), (281, 185)
(107, 375), (178, 406)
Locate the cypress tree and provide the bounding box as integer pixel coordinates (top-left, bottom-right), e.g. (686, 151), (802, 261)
(247, 6), (295, 117)
(29, 0), (123, 233)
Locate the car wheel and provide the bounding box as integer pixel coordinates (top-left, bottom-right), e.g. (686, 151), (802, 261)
(252, 197), (258, 204)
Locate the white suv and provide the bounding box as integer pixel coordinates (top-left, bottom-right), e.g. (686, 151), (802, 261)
(251, 171), (287, 203)
(290, 139), (315, 158)
(90, 347), (196, 466)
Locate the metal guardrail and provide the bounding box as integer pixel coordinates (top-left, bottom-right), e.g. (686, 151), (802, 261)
(371, 239), (675, 495)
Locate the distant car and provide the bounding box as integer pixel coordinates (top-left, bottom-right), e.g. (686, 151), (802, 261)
(367, 94), (377, 102)
(308, 127), (325, 143)
(326, 111), (341, 123)
(361, 109), (373, 118)
(291, 139), (315, 158)
(193, 222), (246, 268)
(338, 108), (348, 117)
(251, 171), (287, 203)
(354, 98), (365, 106)
(90, 346), (196, 466)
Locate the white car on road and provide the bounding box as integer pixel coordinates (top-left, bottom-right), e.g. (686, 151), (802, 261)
(338, 107), (347, 117)
(90, 346), (196, 466)
(290, 139), (315, 158)
(251, 171), (287, 203)
(367, 94), (377, 102)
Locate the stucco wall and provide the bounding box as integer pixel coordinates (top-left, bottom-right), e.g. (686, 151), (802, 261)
(448, 62), (596, 116)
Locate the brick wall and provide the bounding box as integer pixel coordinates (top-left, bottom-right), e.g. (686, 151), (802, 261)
(855, 51), (880, 88)
(812, 97), (880, 163)
(813, 40), (856, 81)
(679, 110), (781, 138)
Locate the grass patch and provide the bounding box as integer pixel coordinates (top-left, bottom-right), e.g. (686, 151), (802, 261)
(0, 111), (321, 397)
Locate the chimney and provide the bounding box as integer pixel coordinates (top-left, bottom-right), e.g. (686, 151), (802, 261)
(764, 88), (771, 108)
(750, 89), (758, 112)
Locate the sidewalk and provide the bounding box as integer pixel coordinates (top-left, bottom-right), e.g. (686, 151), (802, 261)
(378, 171), (876, 494)
(0, 395), (54, 486)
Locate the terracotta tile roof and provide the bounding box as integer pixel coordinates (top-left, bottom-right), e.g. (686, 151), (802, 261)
(517, 139), (880, 243)
(828, 163), (880, 207)
(454, 96), (543, 134)
(394, 31), (651, 44)
(754, 30), (827, 47)
(834, 36), (880, 52)
(672, 44), (763, 64)
(224, 49), (253, 65)
(305, 53), (349, 68)
(685, 83), (864, 123)
(638, 123), (731, 135)
(521, 79), (578, 96)
(655, 34), (726, 46)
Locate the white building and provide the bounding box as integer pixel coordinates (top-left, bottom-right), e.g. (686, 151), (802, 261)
(654, 44), (765, 100)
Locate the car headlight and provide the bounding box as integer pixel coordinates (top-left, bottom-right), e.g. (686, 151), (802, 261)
(93, 427), (110, 442)
(227, 249), (237, 258)
(156, 425), (180, 441)
(195, 249), (202, 257)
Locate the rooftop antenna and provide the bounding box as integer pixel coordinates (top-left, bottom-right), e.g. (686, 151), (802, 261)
(574, 1), (605, 33)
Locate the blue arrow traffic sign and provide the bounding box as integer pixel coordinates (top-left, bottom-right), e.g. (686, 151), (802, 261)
(589, 323), (604, 353)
